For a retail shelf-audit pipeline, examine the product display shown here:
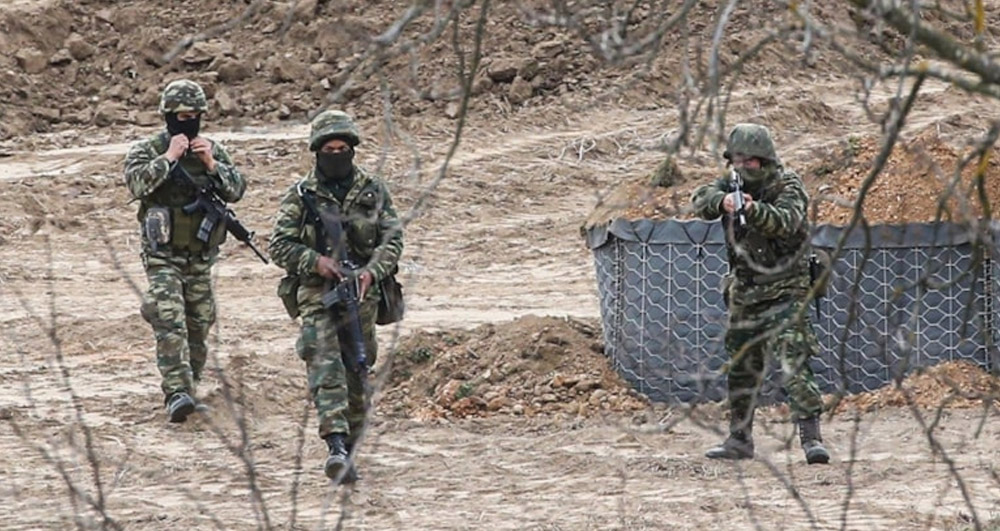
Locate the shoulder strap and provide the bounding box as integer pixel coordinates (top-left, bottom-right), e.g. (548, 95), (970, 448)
(296, 181), (320, 224)
(297, 182), (349, 260)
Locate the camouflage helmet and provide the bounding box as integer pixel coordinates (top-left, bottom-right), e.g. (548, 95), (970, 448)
(723, 123), (779, 163)
(309, 110), (361, 151)
(159, 79), (208, 114)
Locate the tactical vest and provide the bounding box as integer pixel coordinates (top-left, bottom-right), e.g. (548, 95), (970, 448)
(299, 173), (383, 261)
(137, 132), (227, 254)
(725, 174), (810, 285)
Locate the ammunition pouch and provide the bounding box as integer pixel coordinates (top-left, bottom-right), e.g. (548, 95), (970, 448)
(277, 274), (301, 319)
(144, 207), (172, 252)
(169, 205), (227, 252)
(140, 203), (227, 254)
(376, 271), (405, 325)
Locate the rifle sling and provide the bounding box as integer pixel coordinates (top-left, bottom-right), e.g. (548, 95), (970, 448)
(298, 185), (349, 261)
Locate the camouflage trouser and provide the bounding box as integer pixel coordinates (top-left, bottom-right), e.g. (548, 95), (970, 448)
(297, 297), (377, 442)
(140, 252), (216, 401)
(726, 296), (823, 420)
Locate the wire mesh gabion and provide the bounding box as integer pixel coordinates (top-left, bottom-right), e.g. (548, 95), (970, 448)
(585, 219), (1000, 404)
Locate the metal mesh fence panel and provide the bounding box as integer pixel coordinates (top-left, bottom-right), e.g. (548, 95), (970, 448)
(586, 220), (1000, 404)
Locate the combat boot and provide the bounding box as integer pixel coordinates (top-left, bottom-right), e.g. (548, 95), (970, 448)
(166, 392), (196, 423)
(342, 441), (360, 484)
(706, 409), (755, 460)
(798, 415), (830, 465)
(324, 434), (350, 482)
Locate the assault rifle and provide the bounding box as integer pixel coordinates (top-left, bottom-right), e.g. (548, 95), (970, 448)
(302, 190), (368, 381)
(170, 161), (268, 263)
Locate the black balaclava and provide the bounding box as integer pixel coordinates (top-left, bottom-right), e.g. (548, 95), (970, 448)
(165, 113), (201, 140)
(316, 148), (355, 183)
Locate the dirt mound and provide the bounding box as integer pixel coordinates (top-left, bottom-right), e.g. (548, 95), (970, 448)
(810, 127), (1000, 225)
(584, 124), (1000, 228)
(583, 156), (698, 228)
(0, 0), (926, 144)
(381, 315), (648, 420)
(832, 360), (1000, 414)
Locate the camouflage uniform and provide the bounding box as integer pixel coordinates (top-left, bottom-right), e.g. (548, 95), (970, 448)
(691, 123), (829, 464)
(123, 80), (246, 420)
(269, 110), (403, 480)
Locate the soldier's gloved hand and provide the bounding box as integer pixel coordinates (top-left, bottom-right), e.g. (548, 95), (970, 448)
(358, 271), (374, 301)
(315, 256), (344, 280)
(189, 137), (217, 173)
(722, 192), (754, 214)
(165, 134), (190, 162)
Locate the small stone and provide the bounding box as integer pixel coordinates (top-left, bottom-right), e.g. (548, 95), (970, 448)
(181, 41), (222, 66)
(270, 57), (307, 83)
(66, 34), (96, 61)
(487, 59), (518, 83)
(106, 84), (127, 100)
(49, 49), (73, 66)
(517, 58), (540, 81)
(95, 9), (114, 24)
(471, 74), (493, 95)
(216, 58), (252, 83)
(15, 48), (48, 74)
(532, 39), (565, 59)
(434, 379), (463, 408)
(112, 7), (144, 33)
(553, 373), (580, 388)
(573, 379), (601, 392)
(31, 107), (60, 122)
(588, 389), (608, 406)
(487, 396), (511, 411)
(508, 76), (533, 104)
(306, 63), (327, 80)
(293, 0), (318, 19)
(93, 102), (127, 126)
(215, 89), (239, 115)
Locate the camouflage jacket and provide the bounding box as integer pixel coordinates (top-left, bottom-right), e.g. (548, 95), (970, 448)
(691, 167), (811, 307)
(269, 166), (403, 316)
(123, 131), (246, 257)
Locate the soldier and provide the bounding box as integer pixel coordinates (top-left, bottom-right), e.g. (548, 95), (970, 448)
(691, 123), (830, 465)
(124, 79), (247, 423)
(269, 110), (403, 483)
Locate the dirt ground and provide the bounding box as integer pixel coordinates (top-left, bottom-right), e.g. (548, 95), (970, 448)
(3, 0), (1000, 530)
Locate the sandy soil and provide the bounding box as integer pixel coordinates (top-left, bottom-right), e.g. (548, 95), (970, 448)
(2, 0), (1000, 529)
